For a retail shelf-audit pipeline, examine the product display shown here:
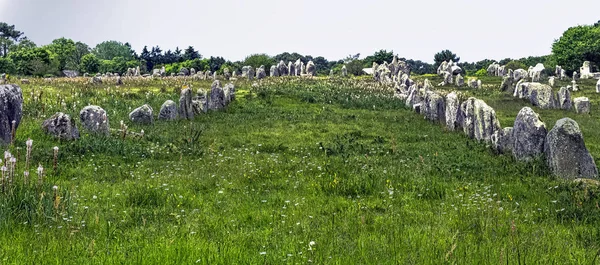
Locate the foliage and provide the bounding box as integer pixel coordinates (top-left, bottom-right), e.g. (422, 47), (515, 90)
(79, 53), (100, 73)
(505, 60), (527, 71)
(434, 49), (460, 69)
(552, 23), (600, 73)
(93, 40), (135, 61)
(208, 56), (226, 72)
(183, 46), (201, 61)
(243, 54), (274, 71)
(345, 59), (365, 76)
(45, 38), (76, 71)
(363, 49), (394, 67)
(0, 57), (16, 74)
(0, 22), (24, 57)
(474, 68), (487, 77)
(8, 46), (57, 76)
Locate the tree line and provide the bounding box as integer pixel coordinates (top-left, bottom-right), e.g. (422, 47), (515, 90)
(0, 21), (598, 77)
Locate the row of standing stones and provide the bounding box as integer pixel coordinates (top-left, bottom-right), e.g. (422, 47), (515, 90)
(396, 82), (598, 179)
(0, 81), (235, 143)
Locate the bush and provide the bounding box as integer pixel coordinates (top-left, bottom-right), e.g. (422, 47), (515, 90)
(474, 68), (487, 77)
(505, 60), (527, 71)
(0, 57), (16, 74)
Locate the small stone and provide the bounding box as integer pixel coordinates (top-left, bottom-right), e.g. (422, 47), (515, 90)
(42, 112), (79, 140)
(158, 100), (178, 120)
(129, 104), (154, 124)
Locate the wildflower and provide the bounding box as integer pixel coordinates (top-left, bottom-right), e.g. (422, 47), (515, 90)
(37, 164), (44, 186)
(308, 241), (316, 251)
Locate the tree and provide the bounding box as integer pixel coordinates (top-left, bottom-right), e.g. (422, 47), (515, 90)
(505, 60), (527, 71)
(9, 46), (56, 76)
(312, 56), (329, 75)
(243, 54), (274, 70)
(80, 53), (100, 73)
(552, 23), (600, 73)
(67, 42), (90, 71)
(208, 56), (226, 72)
(0, 22), (24, 57)
(93, 41), (134, 60)
(183, 46), (201, 61)
(45, 38), (76, 71)
(0, 57), (16, 74)
(273, 52), (305, 63)
(363, 49), (394, 67)
(434, 50), (460, 69)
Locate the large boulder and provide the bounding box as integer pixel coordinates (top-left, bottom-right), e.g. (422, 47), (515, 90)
(423, 92), (445, 123)
(556, 87), (572, 110)
(455, 74), (464, 87)
(192, 89), (208, 115)
(460, 97), (501, 142)
(158, 100), (178, 120)
(306, 61), (316, 76)
(270, 65), (279, 77)
(500, 76), (513, 92)
(79, 105), (109, 135)
(42, 112), (79, 140)
(574, 97), (590, 114)
(0, 85), (23, 144)
(247, 67), (255, 80)
(288, 62), (295, 76)
(512, 107), (547, 161)
(341, 65), (347, 77)
(208, 80), (226, 110)
(179, 88), (194, 120)
(445, 92), (461, 131)
(491, 127), (514, 154)
(129, 104), (154, 124)
(256, 66), (266, 80)
(596, 79), (600, 93)
(223, 83), (236, 105)
(544, 118), (598, 179)
(179, 67), (190, 76)
(278, 61), (288, 76)
(514, 82), (555, 109)
(513, 69), (527, 82)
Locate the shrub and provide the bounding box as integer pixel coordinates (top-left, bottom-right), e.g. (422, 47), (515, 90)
(474, 68), (487, 77)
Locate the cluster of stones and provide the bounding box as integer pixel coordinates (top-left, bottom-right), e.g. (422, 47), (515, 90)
(393, 77), (597, 179)
(509, 80), (590, 114)
(370, 56), (411, 84)
(436, 60), (462, 86)
(578, 61), (600, 79)
(27, 80), (235, 142)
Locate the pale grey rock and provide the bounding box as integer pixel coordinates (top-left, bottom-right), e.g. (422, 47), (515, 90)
(491, 127), (513, 154)
(179, 88), (194, 120)
(556, 87), (572, 110)
(445, 92), (461, 131)
(129, 104), (154, 124)
(79, 105), (109, 135)
(460, 97), (501, 142)
(208, 80), (226, 110)
(158, 100), (178, 120)
(544, 118), (598, 179)
(574, 97), (590, 114)
(512, 107), (546, 161)
(42, 112), (79, 140)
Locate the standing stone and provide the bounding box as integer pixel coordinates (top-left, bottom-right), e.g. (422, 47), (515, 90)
(548, 76), (555, 87)
(574, 97), (590, 114)
(467, 78), (479, 88)
(597, 79), (600, 93)
(512, 107), (547, 161)
(491, 127), (514, 154)
(247, 67), (255, 80)
(513, 69), (527, 82)
(423, 92), (445, 123)
(208, 80), (226, 110)
(158, 100), (178, 120)
(556, 87), (572, 110)
(445, 92), (461, 131)
(179, 88), (194, 120)
(544, 118), (598, 179)
(455, 74), (464, 87)
(129, 104), (154, 124)
(116, 76), (123, 85)
(190, 68), (196, 75)
(223, 83), (236, 105)
(224, 68), (231, 80)
(288, 62), (296, 76)
(405, 86), (422, 107)
(423, 79), (434, 91)
(341, 65), (347, 77)
(0, 85), (23, 144)
(256, 66), (267, 80)
(192, 89), (208, 115)
(179, 67), (190, 76)
(277, 61), (288, 76)
(528, 83), (555, 109)
(459, 97), (501, 142)
(571, 80), (578, 91)
(42, 112), (79, 140)
(300, 61), (306, 76)
(500, 76), (513, 92)
(79, 105), (110, 135)
(306, 61), (316, 76)
(91, 76), (102, 84)
(270, 65), (279, 77)
(329, 69), (334, 76)
(135, 66), (141, 76)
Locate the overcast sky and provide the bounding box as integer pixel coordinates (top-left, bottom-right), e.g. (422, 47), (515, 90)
(1, 0), (599, 63)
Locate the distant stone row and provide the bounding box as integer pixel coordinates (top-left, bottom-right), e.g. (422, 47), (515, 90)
(0, 81), (235, 144)
(395, 85), (597, 179)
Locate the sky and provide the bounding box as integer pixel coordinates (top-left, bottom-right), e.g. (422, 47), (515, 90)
(0, 0), (599, 63)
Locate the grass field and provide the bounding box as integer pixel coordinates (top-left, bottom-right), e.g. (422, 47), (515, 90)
(1, 76), (600, 264)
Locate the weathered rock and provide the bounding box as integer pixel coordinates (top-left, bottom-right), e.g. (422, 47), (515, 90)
(423, 79), (434, 91)
(20, 79), (29, 84)
(500, 76), (512, 92)
(223, 68), (231, 80)
(423, 92), (445, 123)
(208, 80), (226, 110)
(0, 85), (22, 144)
(91, 76), (102, 84)
(597, 79), (600, 93)
(514, 82), (555, 109)
(556, 87), (572, 110)
(223, 83), (235, 105)
(455, 74), (464, 87)
(491, 127), (513, 154)
(288, 62), (295, 76)
(247, 67), (255, 80)
(459, 97), (501, 142)
(278, 61), (288, 76)
(412, 103), (422, 114)
(116, 76), (123, 85)
(270, 65), (279, 77)
(178, 88), (194, 120)
(549, 76), (555, 87)
(306, 61), (316, 76)
(487, 63), (499, 76)
(405, 86), (422, 107)
(445, 92), (461, 131)
(192, 90), (208, 115)
(190, 68), (196, 75)
(256, 66), (266, 80)
(513, 69), (527, 82)
(62, 70), (78, 78)
(179, 67), (190, 76)
(544, 118), (598, 179)
(341, 65), (347, 77)
(79, 105), (109, 135)
(467, 78), (479, 88)
(512, 107), (547, 161)
(158, 100), (178, 120)
(129, 104), (154, 124)
(574, 97), (590, 114)
(42, 112), (79, 140)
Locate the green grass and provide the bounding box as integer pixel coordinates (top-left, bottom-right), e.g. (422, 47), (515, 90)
(0, 76), (599, 264)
